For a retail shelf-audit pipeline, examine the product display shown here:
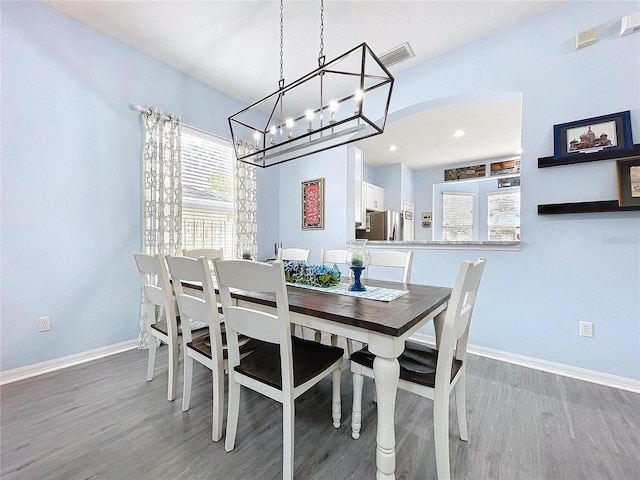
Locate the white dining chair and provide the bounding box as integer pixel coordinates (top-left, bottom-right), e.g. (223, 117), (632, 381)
(182, 247), (224, 263)
(276, 247), (311, 263)
(167, 255), (262, 441)
(364, 250), (414, 283)
(277, 247), (313, 339)
(319, 248), (348, 270)
(214, 259), (344, 480)
(319, 248), (354, 351)
(133, 252), (207, 402)
(350, 258), (487, 480)
(182, 247), (224, 306)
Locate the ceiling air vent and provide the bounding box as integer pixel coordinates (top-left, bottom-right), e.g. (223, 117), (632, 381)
(378, 42), (415, 68)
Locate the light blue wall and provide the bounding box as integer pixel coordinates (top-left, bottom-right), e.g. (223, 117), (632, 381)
(2, 1), (639, 381)
(269, 149), (349, 265)
(0, 2), (249, 370)
(260, 1), (640, 380)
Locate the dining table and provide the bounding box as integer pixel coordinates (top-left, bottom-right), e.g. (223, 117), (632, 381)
(230, 277), (452, 479)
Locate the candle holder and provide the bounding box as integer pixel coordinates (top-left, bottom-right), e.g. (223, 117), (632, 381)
(348, 266), (366, 292)
(240, 242), (253, 260)
(346, 239), (368, 292)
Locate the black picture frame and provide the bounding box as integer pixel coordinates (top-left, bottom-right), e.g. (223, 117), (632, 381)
(616, 156), (640, 207)
(540, 111), (634, 168)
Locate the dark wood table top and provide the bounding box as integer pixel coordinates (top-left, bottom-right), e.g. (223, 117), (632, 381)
(232, 279), (451, 337)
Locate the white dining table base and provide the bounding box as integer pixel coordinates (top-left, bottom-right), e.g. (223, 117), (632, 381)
(373, 355), (400, 479)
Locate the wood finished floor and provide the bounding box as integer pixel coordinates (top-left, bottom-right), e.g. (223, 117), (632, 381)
(1, 341), (639, 480)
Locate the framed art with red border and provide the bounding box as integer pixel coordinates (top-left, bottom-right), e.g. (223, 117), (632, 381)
(301, 178), (324, 230)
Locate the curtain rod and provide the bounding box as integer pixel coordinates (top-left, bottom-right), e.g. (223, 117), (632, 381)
(128, 103), (229, 142)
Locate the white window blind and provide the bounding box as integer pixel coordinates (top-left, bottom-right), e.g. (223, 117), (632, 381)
(442, 192), (474, 241)
(181, 127), (234, 257)
(487, 189), (521, 241)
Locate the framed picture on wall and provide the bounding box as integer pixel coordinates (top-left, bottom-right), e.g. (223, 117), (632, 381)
(444, 164), (486, 181)
(301, 178), (324, 230)
(617, 157), (640, 207)
(542, 110), (634, 167)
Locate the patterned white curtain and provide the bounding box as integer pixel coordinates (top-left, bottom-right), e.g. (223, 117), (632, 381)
(234, 159), (257, 260)
(137, 108), (182, 348)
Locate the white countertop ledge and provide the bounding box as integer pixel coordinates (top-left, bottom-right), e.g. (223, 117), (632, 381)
(363, 241), (521, 251)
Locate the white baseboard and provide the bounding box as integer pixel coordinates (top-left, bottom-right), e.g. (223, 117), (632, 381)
(410, 333), (640, 394)
(3, 336), (639, 394)
(0, 340), (138, 385)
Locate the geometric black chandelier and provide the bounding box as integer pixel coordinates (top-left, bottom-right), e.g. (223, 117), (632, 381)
(228, 0), (394, 168)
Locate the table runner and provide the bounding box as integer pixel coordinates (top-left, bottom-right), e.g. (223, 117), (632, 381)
(286, 281), (408, 302)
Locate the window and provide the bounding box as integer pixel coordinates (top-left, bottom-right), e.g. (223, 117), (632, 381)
(487, 190), (520, 240)
(442, 192), (474, 241)
(181, 127), (234, 257)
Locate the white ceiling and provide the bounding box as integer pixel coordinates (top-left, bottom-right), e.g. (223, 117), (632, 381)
(43, 0), (566, 168)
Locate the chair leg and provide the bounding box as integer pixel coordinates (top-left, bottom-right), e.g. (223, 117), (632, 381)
(282, 397), (295, 480)
(211, 363), (224, 442)
(351, 372), (364, 439)
(346, 339), (354, 356)
(433, 391), (451, 480)
(225, 379), (241, 452)
(454, 375), (468, 441)
(167, 339), (179, 402)
(182, 354), (193, 412)
(147, 335), (157, 381)
(330, 334), (338, 347)
(314, 329), (322, 343)
(331, 367), (342, 428)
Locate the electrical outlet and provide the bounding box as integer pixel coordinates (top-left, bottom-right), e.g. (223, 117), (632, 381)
(38, 316), (51, 332)
(579, 321), (593, 337)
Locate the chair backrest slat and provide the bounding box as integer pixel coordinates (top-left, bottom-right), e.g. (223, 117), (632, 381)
(365, 250), (414, 283)
(320, 249), (348, 265)
(277, 247), (311, 263)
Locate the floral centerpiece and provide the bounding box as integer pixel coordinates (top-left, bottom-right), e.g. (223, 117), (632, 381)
(283, 261), (341, 288)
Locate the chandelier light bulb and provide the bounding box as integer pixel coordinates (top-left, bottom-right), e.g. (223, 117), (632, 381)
(329, 100), (338, 124)
(354, 89), (364, 115)
(306, 109), (314, 132)
(286, 117), (294, 138)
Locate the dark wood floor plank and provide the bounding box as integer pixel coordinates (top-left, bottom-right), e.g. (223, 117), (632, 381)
(1, 344), (638, 479)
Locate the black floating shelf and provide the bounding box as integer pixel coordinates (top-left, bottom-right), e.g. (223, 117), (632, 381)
(538, 144), (640, 168)
(538, 200), (640, 215)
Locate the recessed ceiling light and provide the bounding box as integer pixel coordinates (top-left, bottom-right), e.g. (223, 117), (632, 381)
(453, 130), (465, 138)
(388, 145), (398, 152)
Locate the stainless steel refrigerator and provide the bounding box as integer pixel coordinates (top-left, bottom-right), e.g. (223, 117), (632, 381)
(357, 210), (404, 241)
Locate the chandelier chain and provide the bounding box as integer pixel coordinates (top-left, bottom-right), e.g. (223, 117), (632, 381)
(279, 0), (284, 87)
(319, 0), (324, 63)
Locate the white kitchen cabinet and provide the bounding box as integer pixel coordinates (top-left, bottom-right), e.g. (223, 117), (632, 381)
(354, 147), (364, 227)
(364, 182), (385, 212)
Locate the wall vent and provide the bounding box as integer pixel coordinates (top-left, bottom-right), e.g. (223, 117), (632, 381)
(621, 12), (640, 36)
(575, 27), (597, 49)
(378, 42), (415, 68)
